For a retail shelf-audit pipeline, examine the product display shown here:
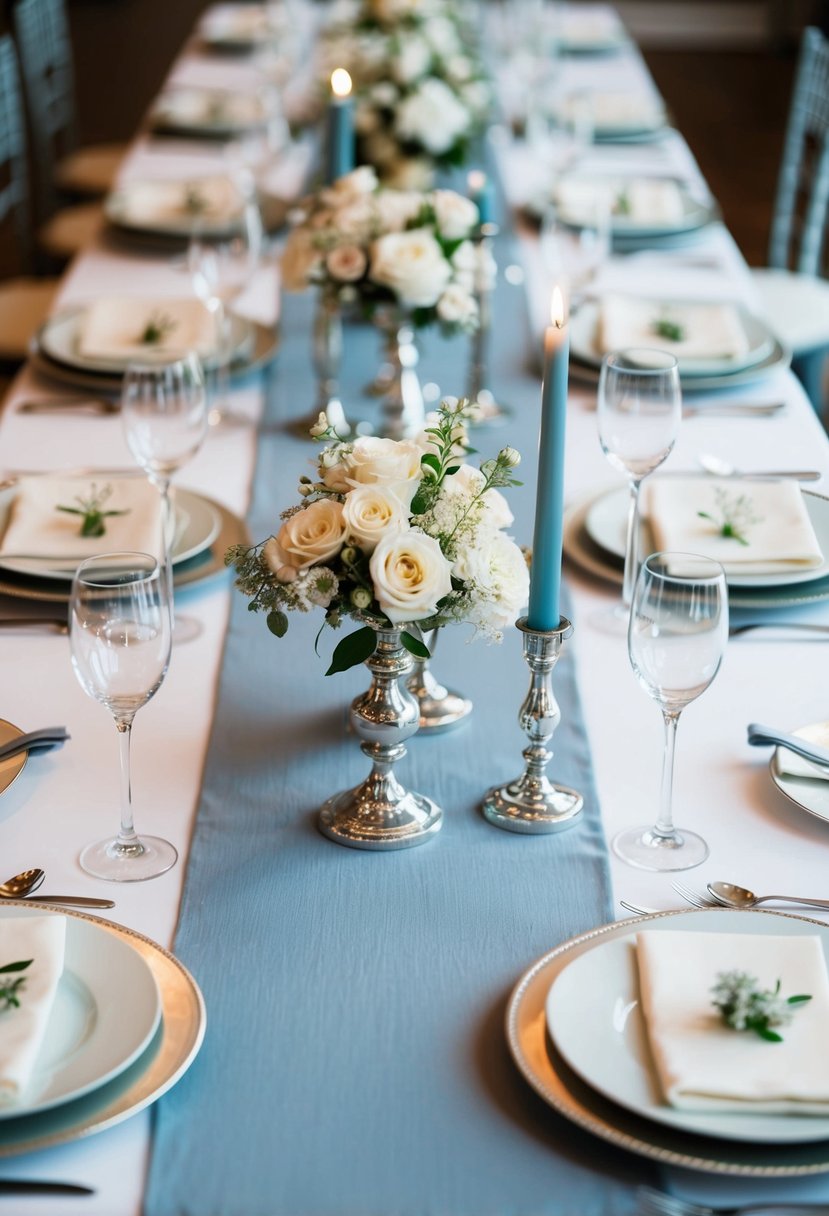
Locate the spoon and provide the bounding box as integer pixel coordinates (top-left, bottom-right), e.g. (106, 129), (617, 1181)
(708, 880), (829, 912)
(0, 869), (113, 909)
(747, 722), (829, 771)
(698, 453), (820, 481)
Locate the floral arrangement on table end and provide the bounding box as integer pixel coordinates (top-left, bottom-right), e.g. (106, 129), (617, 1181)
(282, 167), (493, 332)
(226, 399), (529, 675)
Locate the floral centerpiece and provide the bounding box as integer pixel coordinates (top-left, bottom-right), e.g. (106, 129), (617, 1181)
(226, 400), (529, 675)
(319, 1), (491, 186)
(282, 167), (485, 332)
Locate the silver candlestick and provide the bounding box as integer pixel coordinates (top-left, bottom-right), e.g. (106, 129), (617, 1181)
(468, 225), (510, 428)
(292, 289), (353, 438)
(405, 628), (472, 732)
(482, 616), (584, 833)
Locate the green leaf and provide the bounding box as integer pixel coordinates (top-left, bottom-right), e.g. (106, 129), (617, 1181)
(421, 453), (441, 476)
(445, 465), (460, 477)
(0, 960), (31, 974)
(754, 1026), (783, 1043)
(400, 631), (431, 659)
(325, 626), (377, 676)
(788, 994), (813, 1004)
(266, 610), (289, 638)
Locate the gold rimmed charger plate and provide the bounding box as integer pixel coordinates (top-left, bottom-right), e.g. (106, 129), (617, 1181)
(0, 719), (27, 797)
(0, 902), (205, 1157)
(507, 906), (829, 1176)
(0, 494), (247, 604)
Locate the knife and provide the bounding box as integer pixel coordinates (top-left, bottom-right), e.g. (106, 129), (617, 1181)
(0, 729), (69, 764)
(0, 1179), (94, 1195)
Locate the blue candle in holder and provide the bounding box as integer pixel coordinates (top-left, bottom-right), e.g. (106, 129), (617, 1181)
(326, 69), (354, 184)
(467, 169), (493, 226)
(527, 286), (569, 631)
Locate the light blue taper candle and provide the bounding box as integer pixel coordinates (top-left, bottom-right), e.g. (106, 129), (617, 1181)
(326, 69), (355, 185)
(527, 286), (569, 631)
(467, 169), (493, 227)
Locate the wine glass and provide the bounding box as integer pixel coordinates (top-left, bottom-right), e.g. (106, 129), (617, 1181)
(615, 551), (728, 871)
(539, 186), (610, 307)
(70, 552), (175, 881)
(595, 348), (682, 632)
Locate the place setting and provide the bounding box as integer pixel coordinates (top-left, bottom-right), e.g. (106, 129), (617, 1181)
(148, 87), (272, 141)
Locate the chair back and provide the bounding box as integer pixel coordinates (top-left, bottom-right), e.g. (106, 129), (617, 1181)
(769, 26), (829, 275)
(0, 34), (34, 275)
(12, 0), (77, 221)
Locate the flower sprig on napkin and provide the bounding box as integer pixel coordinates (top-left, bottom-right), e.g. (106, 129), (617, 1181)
(56, 483), (131, 538)
(0, 960), (31, 1012)
(652, 317), (685, 342)
(139, 310), (178, 346)
(698, 487), (763, 547)
(226, 397), (528, 674)
(711, 970), (812, 1042)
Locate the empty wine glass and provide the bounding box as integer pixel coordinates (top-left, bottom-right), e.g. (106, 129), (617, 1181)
(615, 551), (728, 871)
(540, 187), (610, 307)
(595, 348), (681, 632)
(70, 552), (175, 881)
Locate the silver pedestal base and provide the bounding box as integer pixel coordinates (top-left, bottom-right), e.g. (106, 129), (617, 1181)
(318, 787), (442, 850)
(416, 689), (473, 732)
(481, 780), (584, 834)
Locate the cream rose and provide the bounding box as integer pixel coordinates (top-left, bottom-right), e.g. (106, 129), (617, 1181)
(344, 436), (423, 503)
(369, 228), (451, 307)
(342, 485), (410, 552)
(265, 499), (347, 571)
(370, 531), (454, 623)
(373, 189), (423, 232)
(431, 190), (479, 241)
(436, 284), (478, 329)
(394, 78), (470, 155)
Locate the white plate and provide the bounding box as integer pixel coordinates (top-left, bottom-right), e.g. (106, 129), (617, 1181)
(570, 299), (775, 378)
(104, 185), (245, 241)
(36, 306), (251, 378)
(772, 751), (829, 826)
(150, 89), (268, 138)
(0, 906), (160, 1119)
(547, 931), (829, 1143)
(0, 484), (221, 581)
(507, 907), (829, 1175)
(555, 178), (713, 238)
(584, 484), (829, 589)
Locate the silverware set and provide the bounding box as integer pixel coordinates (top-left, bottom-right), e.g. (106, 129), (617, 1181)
(0, 868), (113, 910)
(637, 1183), (827, 1216)
(621, 879), (829, 917)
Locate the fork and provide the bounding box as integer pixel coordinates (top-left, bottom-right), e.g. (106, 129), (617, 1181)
(682, 402), (784, 419)
(671, 880), (718, 909)
(637, 1183), (828, 1216)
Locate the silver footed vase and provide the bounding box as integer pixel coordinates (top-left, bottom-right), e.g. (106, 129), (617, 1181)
(376, 310), (425, 440)
(293, 288), (352, 437)
(318, 624), (442, 850)
(405, 628), (472, 732)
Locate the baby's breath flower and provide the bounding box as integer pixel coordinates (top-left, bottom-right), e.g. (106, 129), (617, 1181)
(711, 970), (812, 1042)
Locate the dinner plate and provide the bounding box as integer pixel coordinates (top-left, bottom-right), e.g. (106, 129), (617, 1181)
(0, 720), (27, 798)
(556, 179), (714, 240)
(149, 89), (269, 140)
(507, 907), (829, 1174)
(0, 493), (246, 605)
(546, 931), (829, 1143)
(36, 305), (251, 378)
(570, 300), (776, 378)
(0, 906), (160, 1119)
(771, 751), (829, 826)
(104, 185), (245, 243)
(0, 903), (205, 1157)
(584, 484), (829, 588)
(0, 485), (221, 582)
(563, 489), (829, 609)
(199, 5), (271, 52)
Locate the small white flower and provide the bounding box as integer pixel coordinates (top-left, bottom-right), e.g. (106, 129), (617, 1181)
(394, 78), (471, 156)
(454, 532), (529, 632)
(393, 34), (432, 84)
(436, 283), (478, 329)
(309, 412), (329, 438)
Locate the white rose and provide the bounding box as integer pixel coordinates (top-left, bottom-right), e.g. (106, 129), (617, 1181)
(342, 484), (410, 552)
(454, 532), (529, 631)
(265, 499), (347, 570)
(431, 190), (479, 240)
(393, 35), (432, 84)
(370, 531), (454, 623)
(443, 463), (514, 530)
(325, 244), (368, 282)
(333, 197), (376, 239)
(436, 284), (478, 328)
(369, 228), (451, 307)
(422, 15), (461, 55)
(373, 189), (424, 232)
(394, 79), (470, 155)
(344, 436), (424, 504)
(446, 54), (473, 83)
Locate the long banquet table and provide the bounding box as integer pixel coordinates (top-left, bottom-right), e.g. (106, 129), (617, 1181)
(2, 6), (829, 1213)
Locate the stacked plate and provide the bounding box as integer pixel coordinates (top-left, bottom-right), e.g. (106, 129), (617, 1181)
(199, 4), (272, 53)
(564, 483), (829, 610)
(508, 907), (829, 1174)
(569, 301), (789, 392)
(149, 88), (270, 140)
(30, 305), (277, 394)
(0, 903), (205, 1156)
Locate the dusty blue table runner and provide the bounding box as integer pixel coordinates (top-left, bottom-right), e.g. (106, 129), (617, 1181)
(144, 217), (646, 1214)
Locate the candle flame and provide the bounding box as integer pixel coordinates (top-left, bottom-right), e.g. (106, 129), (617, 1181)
(467, 170), (486, 192)
(550, 286), (567, 329)
(331, 68), (352, 99)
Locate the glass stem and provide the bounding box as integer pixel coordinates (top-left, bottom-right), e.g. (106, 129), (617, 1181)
(655, 709), (681, 840)
(158, 479), (175, 628)
(622, 477), (642, 608)
(115, 718), (142, 854)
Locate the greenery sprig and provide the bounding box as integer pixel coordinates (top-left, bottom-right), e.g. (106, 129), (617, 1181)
(653, 317), (685, 342)
(183, 184), (209, 215)
(56, 483), (130, 538)
(0, 960), (32, 1012)
(140, 310), (178, 346)
(698, 486), (762, 546)
(711, 970), (812, 1042)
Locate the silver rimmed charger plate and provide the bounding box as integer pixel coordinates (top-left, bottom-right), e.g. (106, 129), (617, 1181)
(771, 749), (829, 826)
(507, 906), (829, 1175)
(562, 488), (829, 609)
(0, 903), (205, 1158)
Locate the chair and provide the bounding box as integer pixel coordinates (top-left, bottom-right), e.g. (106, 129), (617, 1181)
(751, 26), (829, 412)
(12, 0), (123, 262)
(0, 34), (59, 363)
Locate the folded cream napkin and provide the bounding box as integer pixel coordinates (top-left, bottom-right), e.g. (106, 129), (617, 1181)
(774, 721), (829, 780)
(78, 296), (218, 361)
(637, 929), (829, 1112)
(118, 176), (245, 227)
(155, 89), (265, 128)
(599, 293), (751, 361)
(566, 92), (663, 132)
(0, 476), (164, 564)
(645, 477), (823, 574)
(202, 4), (269, 41)
(0, 916), (66, 1106)
(556, 177), (685, 227)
